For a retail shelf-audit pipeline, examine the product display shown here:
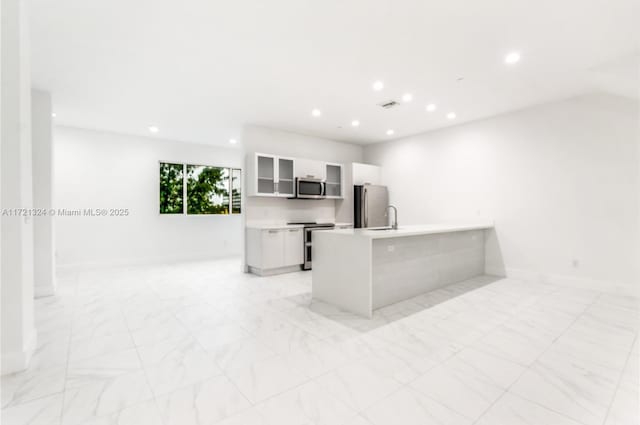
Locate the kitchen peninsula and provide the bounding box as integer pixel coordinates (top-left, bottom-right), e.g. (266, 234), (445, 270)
(312, 223), (494, 318)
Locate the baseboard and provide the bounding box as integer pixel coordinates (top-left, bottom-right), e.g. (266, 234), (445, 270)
(484, 265), (506, 277)
(1, 328), (37, 375)
(248, 265), (303, 276)
(34, 281), (57, 298)
(56, 252), (241, 274)
(495, 266), (638, 296)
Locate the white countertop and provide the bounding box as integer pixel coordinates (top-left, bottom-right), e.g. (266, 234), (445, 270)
(246, 223), (304, 230)
(317, 222), (494, 239)
(246, 222), (353, 230)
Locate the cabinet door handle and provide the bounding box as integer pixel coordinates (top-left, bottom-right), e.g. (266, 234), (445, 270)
(289, 229), (299, 232)
(268, 230), (279, 234)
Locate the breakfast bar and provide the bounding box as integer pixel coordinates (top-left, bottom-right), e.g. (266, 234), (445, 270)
(312, 223), (494, 318)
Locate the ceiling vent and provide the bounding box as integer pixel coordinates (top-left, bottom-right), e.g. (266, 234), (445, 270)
(378, 100), (400, 109)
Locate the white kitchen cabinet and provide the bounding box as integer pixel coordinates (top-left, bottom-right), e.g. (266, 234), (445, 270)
(247, 152), (350, 199)
(261, 229), (285, 269)
(246, 226), (304, 275)
(247, 153), (296, 197)
(324, 163), (343, 199)
(352, 163), (381, 186)
(277, 157), (295, 197)
(295, 158), (325, 179)
(283, 228), (304, 265)
(256, 154), (276, 195)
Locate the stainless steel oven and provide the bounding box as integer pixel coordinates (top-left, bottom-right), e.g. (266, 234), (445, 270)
(296, 177), (325, 199)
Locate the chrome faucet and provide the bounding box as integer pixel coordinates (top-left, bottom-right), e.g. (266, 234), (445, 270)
(385, 205), (398, 230)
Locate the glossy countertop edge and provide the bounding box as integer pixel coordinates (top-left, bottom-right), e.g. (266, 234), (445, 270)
(246, 222), (354, 230)
(315, 222), (494, 239)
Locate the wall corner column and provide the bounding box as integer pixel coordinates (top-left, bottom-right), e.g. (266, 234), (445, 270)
(1, 0), (38, 375)
(31, 89), (56, 297)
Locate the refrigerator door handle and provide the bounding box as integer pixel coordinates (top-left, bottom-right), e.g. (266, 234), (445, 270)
(363, 187), (368, 228)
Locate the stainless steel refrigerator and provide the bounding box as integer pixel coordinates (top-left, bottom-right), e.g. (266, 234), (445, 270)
(354, 184), (389, 228)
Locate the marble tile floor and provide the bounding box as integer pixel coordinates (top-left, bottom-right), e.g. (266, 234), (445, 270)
(1, 257), (638, 425)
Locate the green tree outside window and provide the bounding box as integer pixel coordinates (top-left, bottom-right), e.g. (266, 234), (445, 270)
(160, 162), (241, 215)
(159, 162), (184, 213)
(187, 165), (230, 214)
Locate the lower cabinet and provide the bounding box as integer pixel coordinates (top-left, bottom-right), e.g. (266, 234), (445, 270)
(283, 228), (304, 265)
(246, 227), (304, 275)
(261, 229), (285, 269)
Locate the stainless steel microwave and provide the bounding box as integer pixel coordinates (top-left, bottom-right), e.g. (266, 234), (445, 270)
(296, 177), (325, 199)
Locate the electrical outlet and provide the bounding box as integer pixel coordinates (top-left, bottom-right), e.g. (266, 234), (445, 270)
(387, 245), (395, 252)
(572, 259), (579, 268)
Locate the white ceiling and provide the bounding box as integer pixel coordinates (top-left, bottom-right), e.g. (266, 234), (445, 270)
(29, 0), (640, 146)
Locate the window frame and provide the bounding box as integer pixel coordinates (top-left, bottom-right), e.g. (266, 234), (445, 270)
(230, 167), (242, 215)
(158, 160), (242, 216)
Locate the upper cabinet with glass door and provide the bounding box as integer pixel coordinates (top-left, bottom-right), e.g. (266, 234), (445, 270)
(255, 154), (276, 195)
(276, 157), (295, 197)
(324, 163), (343, 199)
(247, 153), (296, 197)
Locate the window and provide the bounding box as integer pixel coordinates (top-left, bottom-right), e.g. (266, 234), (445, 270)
(186, 165), (229, 214)
(159, 162), (184, 214)
(231, 168), (242, 214)
(159, 162), (241, 215)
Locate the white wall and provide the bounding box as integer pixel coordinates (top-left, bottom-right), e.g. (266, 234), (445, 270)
(1, 0), (37, 374)
(365, 94), (639, 288)
(54, 127), (243, 269)
(32, 89), (56, 297)
(242, 125), (364, 224)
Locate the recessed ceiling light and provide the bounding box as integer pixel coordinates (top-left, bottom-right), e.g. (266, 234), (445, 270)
(311, 108), (322, 117)
(51, 112), (57, 118)
(229, 138), (237, 144)
(351, 120), (360, 127)
(372, 80), (384, 91)
(446, 112), (456, 120)
(402, 93), (413, 102)
(386, 129), (395, 136)
(426, 103), (437, 112)
(504, 52), (521, 64)
(148, 126), (159, 133)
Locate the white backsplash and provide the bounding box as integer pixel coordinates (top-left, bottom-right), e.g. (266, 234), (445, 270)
(245, 197), (338, 225)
